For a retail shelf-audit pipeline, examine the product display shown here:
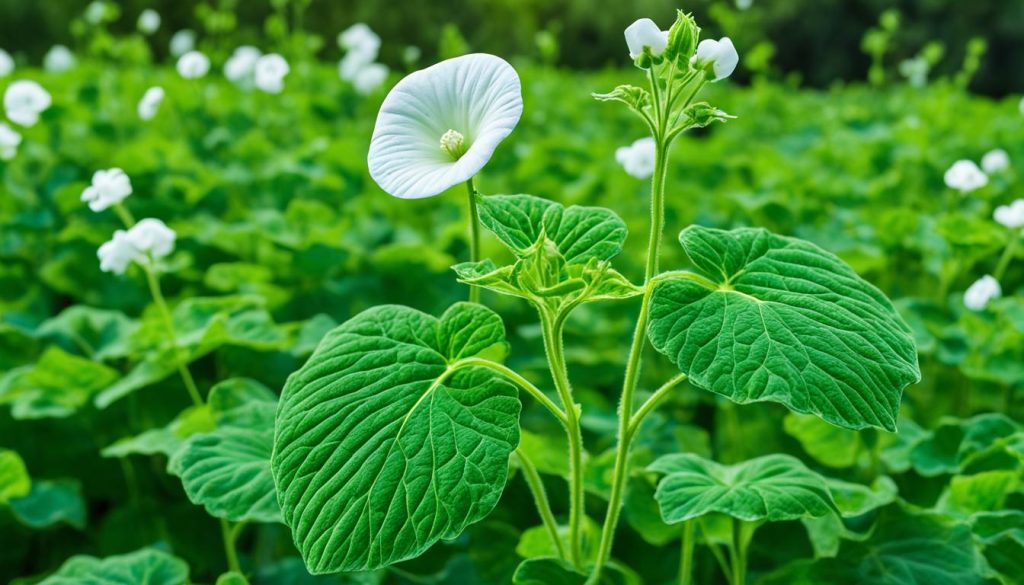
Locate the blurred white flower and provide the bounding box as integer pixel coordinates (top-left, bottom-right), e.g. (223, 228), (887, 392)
(43, 45), (76, 73)
(944, 160), (988, 193)
(98, 230), (142, 275)
(0, 122), (22, 160)
(0, 49), (13, 77)
(898, 57), (928, 88)
(84, 1), (106, 25)
(170, 30), (196, 58)
(339, 51), (371, 81)
(3, 80), (52, 127)
(994, 199), (1024, 230)
(177, 51), (210, 79)
(964, 275), (1001, 311)
(339, 23), (381, 62)
(254, 53), (289, 94)
(981, 149), (1010, 174)
(126, 218), (176, 259)
(81, 168), (132, 212)
(624, 19), (668, 60)
(615, 137), (657, 179)
(1020, 96), (1024, 116)
(137, 9), (161, 35)
(137, 86), (164, 120)
(403, 45), (422, 65)
(736, 0), (754, 9)
(352, 63), (389, 95)
(224, 46), (261, 86)
(368, 53), (522, 199)
(693, 37), (739, 81)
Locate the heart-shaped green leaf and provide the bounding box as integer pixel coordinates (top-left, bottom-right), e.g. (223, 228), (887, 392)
(10, 478), (86, 529)
(650, 453), (836, 523)
(648, 226), (920, 431)
(477, 194), (627, 264)
(169, 401), (281, 524)
(272, 303), (521, 573)
(38, 548), (189, 585)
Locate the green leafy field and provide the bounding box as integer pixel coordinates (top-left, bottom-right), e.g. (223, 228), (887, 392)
(2, 10), (1024, 585)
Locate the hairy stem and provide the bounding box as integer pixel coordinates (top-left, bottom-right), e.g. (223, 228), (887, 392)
(144, 266), (204, 407)
(730, 518), (746, 585)
(515, 448), (567, 561)
(220, 519), (242, 573)
(456, 357), (567, 426)
(629, 373), (688, 437)
(679, 520), (695, 585)
(466, 178), (481, 304)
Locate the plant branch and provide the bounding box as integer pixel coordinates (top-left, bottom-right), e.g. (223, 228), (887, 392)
(628, 373), (687, 438)
(466, 178), (482, 304)
(515, 448), (567, 561)
(455, 357), (568, 426)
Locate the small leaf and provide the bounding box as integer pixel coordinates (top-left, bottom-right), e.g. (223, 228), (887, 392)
(216, 572), (250, 585)
(33, 306), (138, 361)
(648, 226), (921, 431)
(272, 303), (521, 573)
(207, 377), (277, 416)
(170, 401), (281, 523)
(10, 479), (86, 529)
(0, 448), (31, 503)
(650, 453), (836, 523)
(910, 414), (1021, 476)
(38, 548), (189, 585)
(937, 471), (1020, 516)
(592, 84), (651, 111)
(102, 405), (215, 459)
(827, 476), (898, 517)
(513, 558), (586, 585)
(783, 413), (862, 468)
(1, 346), (119, 419)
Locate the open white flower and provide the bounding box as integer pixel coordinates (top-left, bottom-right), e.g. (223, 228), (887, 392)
(944, 159), (988, 193)
(81, 168), (132, 212)
(254, 53), (289, 94)
(224, 46), (261, 86)
(177, 51), (210, 79)
(137, 86), (164, 120)
(4, 80), (52, 127)
(170, 30), (196, 57)
(339, 23), (381, 62)
(368, 53), (522, 200)
(0, 49), (13, 77)
(43, 45), (76, 73)
(981, 149), (1010, 174)
(615, 137), (656, 179)
(137, 9), (161, 35)
(624, 19), (669, 60)
(352, 63), (389, 95)
(964, 275), (1001, 311)
(126, 218), (176, 259)
(693, 37), (739, 81)
(98, 230), (142, 275)
(994, 199), (1024, 230)
(0, 122), (21, 160)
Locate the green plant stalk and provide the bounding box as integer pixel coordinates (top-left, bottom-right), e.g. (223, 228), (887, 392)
(467, 178), (482, 304)
(679, 520), (695, 585)
(730, 518), (746, 585)
(456, 357), (567, 426)
(541, 310), (586, 570)
(144, 266), (204, 407)
(993, 230), (1021, 282)
(220, 519), (242, 573)
(515, 447), (567, 561)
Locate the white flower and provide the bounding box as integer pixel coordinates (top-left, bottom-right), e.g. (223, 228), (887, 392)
(137, 86), (164, 120)
(0, 122), (21, 160)
(944, 160), (988, 193)
(224, 46), (261, 86)
(0, 49), (13, 77)
(137, 9), (161, 35)
(736, 0), (754, 9)
(3, 80), (52, 127)
(964, 275), (1001, 311)
(254, 53), (289, 94)
(81, 168), (132, 212)
(624, 19), (668, 60)
(1020, 96), (1024, 116)
(43, 45), (76, 73)
(403, 46), (422, 65)
(693, 37), (739, 81)
(339, 51), (372, 81)
(170, 30), (196, 57)
(994, 199), (1024, 230)
(898, 57), (928, 88)
(339, 23), (381, 62)
(981, 149), (1010, 174)
(368, 53), (523, 200)
(98, 230), (142, 275)
(352, 63), (389, 95)
(615, 137), (657, 179)
(84, 1), (106, 25)
(126, 218), (176, 259)
(177, 51), (210, 79)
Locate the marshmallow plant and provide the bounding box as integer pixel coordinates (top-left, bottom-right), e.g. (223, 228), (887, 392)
(271, 11), (919, 585)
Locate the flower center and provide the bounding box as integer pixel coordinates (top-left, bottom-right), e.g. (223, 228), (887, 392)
(440, 129), (467, 160)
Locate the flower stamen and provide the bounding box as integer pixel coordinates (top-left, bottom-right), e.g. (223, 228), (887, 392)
(440, 129), (468, 160)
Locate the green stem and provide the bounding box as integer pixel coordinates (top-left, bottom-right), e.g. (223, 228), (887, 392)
(466, 178), (481, 304)
(220, 519), (242, 573)
(540, 310), (585, 570)
(679, 520), (695, 585)
(144, 266), (204, 407)
(994, 230), (1021, 282)
(730, 518), (746, 585)
(701, 518), (732, 583)
(628, 373), (687, 437)
(456, 357), (567, 426)
(515, 448), (567, 561)
(589, 136), (670, 584)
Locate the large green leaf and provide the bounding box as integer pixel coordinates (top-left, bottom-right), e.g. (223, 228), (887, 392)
(10, 479), (86, 529)
(647, 226), (920, 431)
(649, 453), (836, 523)
(38, 548), (189, 585)
(170, 401), (281, 523)
(272, 303), (521, 573)
(476, 194), (627, 264)
(32, 306), (138, 361)
(0, 448), (31, 503)
(910, 414), (1021, 476)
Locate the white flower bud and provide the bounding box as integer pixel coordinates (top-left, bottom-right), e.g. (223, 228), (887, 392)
(170, 30), (196, 58)
(615, 137), (656, 179)
(944, 160), (988, 193)
(177, 51), (210, 80)
(994, 199), (1024, 230)
(0, 49), (14, 77)
(81, 168), (133, 212)
(693, 37), (739, 81)
(137, 9), (161, 35)
(224, 46), (262, 86)
(254, 53), (290, 94)
(981, 149), (1010, 174)
(964, 275), (1000, 311)
(43, 45), (76, 73)
(137, 87), (164, 121)
(624, 19), (669, 61)
(338, 23), (381, 62)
